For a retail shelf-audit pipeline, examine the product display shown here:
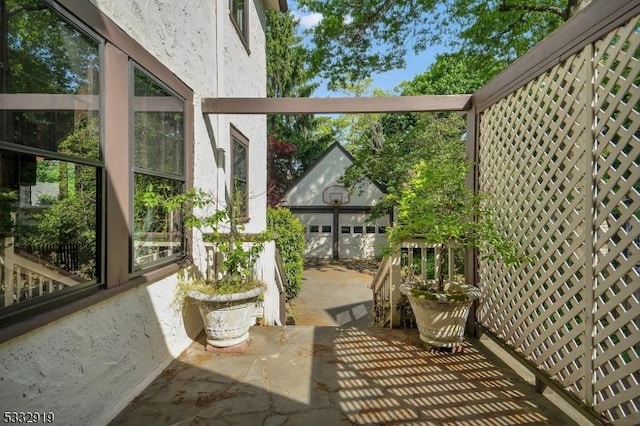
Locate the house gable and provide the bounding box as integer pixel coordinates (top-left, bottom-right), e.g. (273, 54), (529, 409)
(281, 142), (385, 208)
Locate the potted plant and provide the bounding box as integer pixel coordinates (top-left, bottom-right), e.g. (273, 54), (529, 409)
(143, 187), (270, 348)
(389, 140), (520, 348)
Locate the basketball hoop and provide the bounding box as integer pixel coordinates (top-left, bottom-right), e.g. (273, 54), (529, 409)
(323, 185), (349, 206)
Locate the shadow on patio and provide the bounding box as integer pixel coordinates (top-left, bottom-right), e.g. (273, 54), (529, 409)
(110, 325), (580, 425)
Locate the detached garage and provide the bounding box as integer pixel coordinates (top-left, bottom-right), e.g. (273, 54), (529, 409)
(280, 143), (390, 259)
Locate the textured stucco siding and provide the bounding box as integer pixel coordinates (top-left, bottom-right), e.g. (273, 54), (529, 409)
(0, 1), (271, 424)
(221, 0), (268, 235)
(0, 277), (202, 425)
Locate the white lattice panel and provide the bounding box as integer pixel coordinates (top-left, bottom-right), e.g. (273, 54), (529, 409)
(592, 17), (640, 425)
(477, 16), (640, 425)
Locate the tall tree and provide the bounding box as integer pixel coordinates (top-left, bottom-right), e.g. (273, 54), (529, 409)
(340, 53), (502, 216)
(297, 0), (592, 88)
(266, 10), (333, 205)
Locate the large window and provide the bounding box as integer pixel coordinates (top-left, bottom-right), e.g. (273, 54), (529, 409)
(0, 0), (102, 321)
(231, 127), (249, 220)
(132, 66), (186, 271)
(0, 0), (193, 330)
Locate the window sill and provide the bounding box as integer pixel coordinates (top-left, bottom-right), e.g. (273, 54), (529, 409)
(0, 261), (185, 344)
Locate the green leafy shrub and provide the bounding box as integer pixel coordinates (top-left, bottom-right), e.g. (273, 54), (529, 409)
(390, 139), (523, 296)
(267, 207), (305, 300)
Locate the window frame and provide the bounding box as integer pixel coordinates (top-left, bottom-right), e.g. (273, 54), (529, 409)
(0, 2), (106, 327)
(229, 0), (250, 53)
(0, 0), (194, 340)
(129, 63), (187, 274)
(230, 125), (249, 222)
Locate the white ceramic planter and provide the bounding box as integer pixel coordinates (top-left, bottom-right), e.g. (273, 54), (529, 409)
(188, 284), (265, 348)
(400, 282), (480, 348)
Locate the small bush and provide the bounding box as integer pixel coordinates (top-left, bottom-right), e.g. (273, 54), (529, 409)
(267, 207), (306, 300)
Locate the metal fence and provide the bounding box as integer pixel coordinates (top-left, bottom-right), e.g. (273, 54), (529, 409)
(474, 3), (639, 424)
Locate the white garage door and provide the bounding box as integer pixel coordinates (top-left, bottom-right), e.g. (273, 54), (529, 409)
(296, 212), (333, 258)
(338, 213), (388, 259)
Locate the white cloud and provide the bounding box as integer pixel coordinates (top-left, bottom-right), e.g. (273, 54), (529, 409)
(292, 11), (323, 29)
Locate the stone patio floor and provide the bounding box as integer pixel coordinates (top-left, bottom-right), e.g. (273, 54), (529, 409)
(110, 262), (592, 425)
(110, 326), (589, 425)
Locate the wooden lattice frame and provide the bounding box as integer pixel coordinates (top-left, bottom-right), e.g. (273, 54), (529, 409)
(477, 16), (639, 425)
(592, 17), (640, 424)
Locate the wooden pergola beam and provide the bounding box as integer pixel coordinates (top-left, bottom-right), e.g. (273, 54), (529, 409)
(201, 95), (472, 115)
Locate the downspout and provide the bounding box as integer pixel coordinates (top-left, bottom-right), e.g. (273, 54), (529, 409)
(215, 0), (225, 210)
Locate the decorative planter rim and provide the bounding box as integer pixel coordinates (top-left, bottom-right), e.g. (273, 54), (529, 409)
(187, 282), (265, 302)
(400, 280), (481, 302)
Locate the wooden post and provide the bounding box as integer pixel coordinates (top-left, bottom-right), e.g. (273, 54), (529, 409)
(389, 252), (402, 328)
(2, 236), (14, 307)
(448, 246), (455, 285)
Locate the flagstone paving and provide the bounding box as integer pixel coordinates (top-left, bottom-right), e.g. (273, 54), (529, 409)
(110, 326), (585, 425)
(110, 262), (590, 425)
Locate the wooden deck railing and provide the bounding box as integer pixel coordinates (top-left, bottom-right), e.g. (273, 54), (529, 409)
(273, 248), (288, 325)
(371, 238), (458, 328)
(1, 237), (84, 308)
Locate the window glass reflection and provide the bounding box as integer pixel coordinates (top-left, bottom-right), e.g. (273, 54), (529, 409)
(0, 150), (98, 309)
(0, 0), (101, 160)
(133, 69), (184, 177)
(132, 174), (183, 270)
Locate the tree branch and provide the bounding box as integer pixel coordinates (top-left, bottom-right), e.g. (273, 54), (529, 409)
(352, 0), (396, 43)
(499, 1), (568, 21)
(9, 4), (48, 19)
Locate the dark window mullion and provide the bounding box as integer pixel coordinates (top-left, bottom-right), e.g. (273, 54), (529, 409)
(0, 141), (104, 168)
(132, 167), (185, 182)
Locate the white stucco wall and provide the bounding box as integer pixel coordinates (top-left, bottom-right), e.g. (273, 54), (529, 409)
(0, 1), (273, 424)
(0, 276), (202, 426)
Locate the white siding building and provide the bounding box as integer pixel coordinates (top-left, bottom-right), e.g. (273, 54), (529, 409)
(0, 1), (286, 424)
(280, 143), (390, 259)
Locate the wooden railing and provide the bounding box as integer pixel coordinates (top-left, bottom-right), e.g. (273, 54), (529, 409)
(273, 248), (288, 325)
(371, 238), (458, 328)
(1, 237), (84, 308)
(133, 232), (182, 267)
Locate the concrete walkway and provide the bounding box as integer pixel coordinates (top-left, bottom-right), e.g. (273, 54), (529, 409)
(110, 262), (588, 425)
(290, 261), (375, 327)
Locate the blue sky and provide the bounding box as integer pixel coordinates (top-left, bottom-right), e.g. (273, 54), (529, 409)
(289, 2), (450, 97)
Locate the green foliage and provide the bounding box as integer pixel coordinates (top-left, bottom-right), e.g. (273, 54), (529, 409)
(142, 187), (271, 295)
(339, 53), (505, 219)
(267, 207), (306, 300)
(0, 188), (18, 236)
(4, 0), (100, 94)
(389, 139), (522, 291)
(398, 52), (506, 96)
(298, 0), (580, 88)
(266, 10), (333, 204)
(36, 160), (60, 183)
(341, 110), (466, 218)
(21, 117), (99, 280)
